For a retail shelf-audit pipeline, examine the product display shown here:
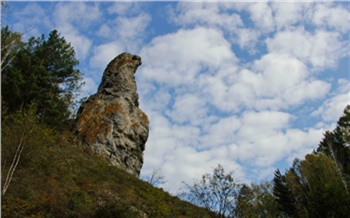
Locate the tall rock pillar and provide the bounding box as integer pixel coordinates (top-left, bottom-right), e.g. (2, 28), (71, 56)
(74, 53), (149, 177)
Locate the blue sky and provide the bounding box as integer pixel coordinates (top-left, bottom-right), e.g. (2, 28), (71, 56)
(3, 1), (349, 194)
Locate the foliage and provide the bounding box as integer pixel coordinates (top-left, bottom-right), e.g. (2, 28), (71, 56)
(182, 164), (241, 218)
(317, 105), (350, 177)
(273, 105), (350, 217)
(1, 27), (83, 128)
(93, 201), (140, 218)
(274, 154), (350, 217)
(236, 181), (282, 218)
(273, 169), (296, 217)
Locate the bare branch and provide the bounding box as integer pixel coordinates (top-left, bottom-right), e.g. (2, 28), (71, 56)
(147, 168), (166, 186)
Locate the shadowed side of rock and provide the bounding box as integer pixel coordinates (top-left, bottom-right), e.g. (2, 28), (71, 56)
(73, 53), (149, 177)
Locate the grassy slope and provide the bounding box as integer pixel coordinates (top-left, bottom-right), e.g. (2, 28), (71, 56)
(1, 127), (210, 218)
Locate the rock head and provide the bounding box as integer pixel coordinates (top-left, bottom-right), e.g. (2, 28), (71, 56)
(74, 52), (149, 177)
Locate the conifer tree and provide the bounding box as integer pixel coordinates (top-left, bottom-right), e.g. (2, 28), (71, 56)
(317, 105), (350, 177)
(1, 28), (83, 128)
(273, 105), (350, 217)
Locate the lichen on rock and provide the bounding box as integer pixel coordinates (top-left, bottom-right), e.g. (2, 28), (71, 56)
(74, 53), (149, 177)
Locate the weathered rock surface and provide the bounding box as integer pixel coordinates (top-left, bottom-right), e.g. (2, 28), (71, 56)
(74, 53), (149, 177)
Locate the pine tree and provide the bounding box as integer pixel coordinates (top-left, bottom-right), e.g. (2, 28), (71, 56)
(1, 29), (83, 128)
(273, 169), (296, 217)
(317, 105), (350, 177)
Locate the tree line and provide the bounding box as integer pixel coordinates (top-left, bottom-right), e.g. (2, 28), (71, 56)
(182, 105), (350, 217)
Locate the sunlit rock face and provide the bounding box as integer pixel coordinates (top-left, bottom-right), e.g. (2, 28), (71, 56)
(74, 53), (149, 177)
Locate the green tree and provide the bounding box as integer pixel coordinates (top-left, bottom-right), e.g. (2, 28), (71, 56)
(273, 105), (350, 217)
(273, 169), (297, 217)
(281, 154), (350, 217)
(300, 153), (349, 216)
(182, 165), (241, 218)
(1, 29), (83, 128)
(317, 105), (350, 177)
(236, 181), (282, 218)
(273, 154), (350, 217)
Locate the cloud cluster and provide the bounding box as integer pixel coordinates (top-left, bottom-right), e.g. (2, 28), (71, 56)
(139, 2), (349, 192)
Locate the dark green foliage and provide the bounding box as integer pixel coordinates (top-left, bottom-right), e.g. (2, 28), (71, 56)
(1, 28), (83, 128)
(273, 170), (296, 217)
(317, 105), (350, 177)
(273, 105), (350, 217)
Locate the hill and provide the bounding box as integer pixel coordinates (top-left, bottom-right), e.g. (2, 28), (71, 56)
(1, 109), (210, 218)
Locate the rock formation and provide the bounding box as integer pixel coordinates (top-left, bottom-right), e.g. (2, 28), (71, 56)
(74, 52), (149, 177)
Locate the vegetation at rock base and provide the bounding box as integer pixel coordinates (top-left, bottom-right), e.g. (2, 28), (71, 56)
(1, 107), (211, 218)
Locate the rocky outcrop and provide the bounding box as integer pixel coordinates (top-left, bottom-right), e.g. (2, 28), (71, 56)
(74, 53), (149, 177)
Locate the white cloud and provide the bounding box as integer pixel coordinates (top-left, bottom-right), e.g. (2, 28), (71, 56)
(80, 77), (98, 98)
(107, 2), (142, 16)
(266, 28), (348, 69)
(311, 3), (350, 33)
(227, 53), (331, 110)
(96, 24), (112, 38)
(10, 3), (53, 37)
(200, 116), (241, 148)
(235, 28), (260, 53)
(138, 85), (171, 112)
(271, 2), (312, 30)
(115, 13), (151, 51)
(52, 3), (100, 59)
(53, 2), (101, 28)
(238, 110), (291, 142)
(89, 41), (123, 71)
(91, 12), (151, 68)
(171, 2), (243, 30)
(157, 144), (244, 193)
(246, 2), (275, 33)
(139, 27), (236, 86)
(166, 93), (207, 126)
(312, 80), (350, 122)
(232, 111), (325, 168)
